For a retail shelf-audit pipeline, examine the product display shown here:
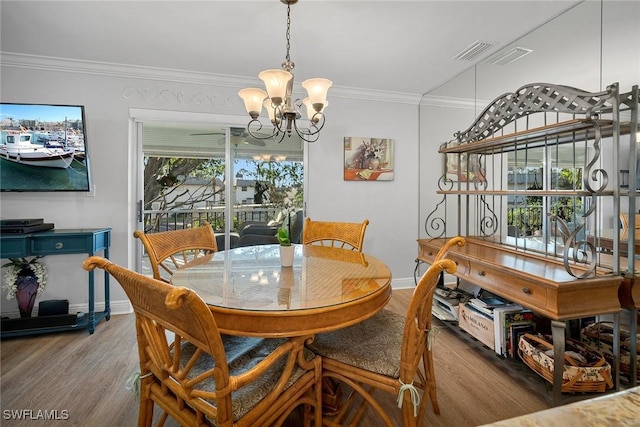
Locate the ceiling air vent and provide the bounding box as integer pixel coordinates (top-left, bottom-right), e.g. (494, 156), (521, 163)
(489, 47), (533, 65)
(452, 40), (495, 61)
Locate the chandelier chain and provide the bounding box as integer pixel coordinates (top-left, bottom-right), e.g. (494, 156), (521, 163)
(285, 3), (291, 63)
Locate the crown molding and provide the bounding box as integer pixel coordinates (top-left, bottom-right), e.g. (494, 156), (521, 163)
(420, 94), (488, 110)
(1, 52), (422, 105)
(331, 86), (423, 105)
(0, 52), (250, 87)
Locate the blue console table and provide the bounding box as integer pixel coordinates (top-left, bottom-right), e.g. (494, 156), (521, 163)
(1, 228), (111, 338)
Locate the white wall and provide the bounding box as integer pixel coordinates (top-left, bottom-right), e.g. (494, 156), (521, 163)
(307, 93), (421, 285)
(0, 57), (422, 316)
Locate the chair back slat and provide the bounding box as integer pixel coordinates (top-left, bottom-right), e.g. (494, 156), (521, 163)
(302, 218), (369, 252)
(134, 224), (218, 283)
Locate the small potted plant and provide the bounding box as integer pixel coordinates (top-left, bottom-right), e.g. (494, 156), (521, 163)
(277, 226), (294, 267)
(2, 256), (47, 318)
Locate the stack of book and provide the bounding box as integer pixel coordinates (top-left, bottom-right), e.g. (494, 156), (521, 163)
(493, 306), (535, 358)
(466, 290), (510, 318)
(464, 290), (536, 358)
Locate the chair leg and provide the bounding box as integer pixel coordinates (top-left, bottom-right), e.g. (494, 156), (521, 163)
(425, 351), (440, 414)
(400, 397), (418, 427)
(138, 387), (155, 427)
(321, 377), (343, 416)
(323, 372), (395, 427)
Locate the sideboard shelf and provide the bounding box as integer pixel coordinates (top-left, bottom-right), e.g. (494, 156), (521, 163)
(0, 228), (111, 338)
(440, 119), (635, 154)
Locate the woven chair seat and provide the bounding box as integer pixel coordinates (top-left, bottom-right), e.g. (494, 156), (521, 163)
(178, 336), (314, 422)
(307, 309), (404, 378)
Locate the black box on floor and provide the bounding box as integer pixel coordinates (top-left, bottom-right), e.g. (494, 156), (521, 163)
(38, 299), (69, 317)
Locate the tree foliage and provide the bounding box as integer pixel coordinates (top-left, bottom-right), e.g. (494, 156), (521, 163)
(251, 161), (303, 206)
(143, 157), (225, 211)
(143, 157), (303, 210)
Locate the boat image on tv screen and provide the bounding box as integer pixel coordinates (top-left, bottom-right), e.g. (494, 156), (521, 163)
(0, 103), (91, 192)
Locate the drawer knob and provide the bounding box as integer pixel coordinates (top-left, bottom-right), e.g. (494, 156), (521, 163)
(55, 242), (64, 249)
(478, 270), (485, 276)
(428, 251), (433, 256)
(522, 287), (531, 294)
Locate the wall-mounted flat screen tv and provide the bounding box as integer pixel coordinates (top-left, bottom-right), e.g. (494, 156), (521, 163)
(0, 103), (91, 192)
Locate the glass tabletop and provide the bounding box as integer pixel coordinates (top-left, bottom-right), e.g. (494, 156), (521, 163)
(171, 244), (391, 312)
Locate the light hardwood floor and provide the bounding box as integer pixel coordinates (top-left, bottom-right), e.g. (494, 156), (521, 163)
(1, 289), (554, 426)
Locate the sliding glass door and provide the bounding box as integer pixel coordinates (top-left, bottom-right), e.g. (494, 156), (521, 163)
(135, 118), (304, 273)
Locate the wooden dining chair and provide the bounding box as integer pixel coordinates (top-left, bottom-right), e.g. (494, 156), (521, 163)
(302, 218), (370, 252)
(133, 224), (218, 283)
(83, 256), (322, 427)
(306, 255), (459, 426)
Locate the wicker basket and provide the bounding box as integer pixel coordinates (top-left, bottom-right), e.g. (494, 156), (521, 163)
(581, 321), (640, 381)
(518, 333), (613, 393)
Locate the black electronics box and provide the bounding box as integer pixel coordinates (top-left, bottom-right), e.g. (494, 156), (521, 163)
(1, 219), (54, 234)
(1, 218), (44, 227)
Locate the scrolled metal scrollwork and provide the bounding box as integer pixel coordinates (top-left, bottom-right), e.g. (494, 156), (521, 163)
(479, 196), (498, 236)
(562, 221), (597, 278)
(425, 195), (447, 238)
(582, 120), (609, 194)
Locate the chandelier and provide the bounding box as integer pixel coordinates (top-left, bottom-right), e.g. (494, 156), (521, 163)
(238, 0), (332, 144)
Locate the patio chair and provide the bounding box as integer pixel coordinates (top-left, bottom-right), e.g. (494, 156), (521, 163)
(133, 224), (218, 283)
(83, 256), (323, 427)
(237, 210), (304, 247)
(306, 255), (459, 426)
(302, 218), (369, 252)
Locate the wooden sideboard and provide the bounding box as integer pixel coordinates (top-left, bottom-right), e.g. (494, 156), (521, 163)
(421, 83), (640, 398)
(1, 228), (111, 338)
(418, 237), (624, 404)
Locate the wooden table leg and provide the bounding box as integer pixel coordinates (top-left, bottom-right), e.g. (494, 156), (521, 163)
(321, 377), (343, 416)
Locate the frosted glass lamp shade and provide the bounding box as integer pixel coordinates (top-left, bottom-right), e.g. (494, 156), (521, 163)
(302, 78), (332, 106)
(258, 69), (292, 105)
(303, 97), (328, 121)
(263, 99), (279, 124)
(238, 88), (267, 119)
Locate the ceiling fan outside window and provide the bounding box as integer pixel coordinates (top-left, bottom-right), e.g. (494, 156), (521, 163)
(190, 127), (267, 147)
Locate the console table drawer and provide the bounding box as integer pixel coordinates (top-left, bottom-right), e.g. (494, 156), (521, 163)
(0, 237), (30, 258)
(31, 235), (92, 255)
(467, 263), (549, 310)
(417, 237), (622, 319)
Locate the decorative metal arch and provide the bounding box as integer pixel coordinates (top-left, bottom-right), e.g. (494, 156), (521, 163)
(426, 82), (622, 278)
(454, 83), (618, 144)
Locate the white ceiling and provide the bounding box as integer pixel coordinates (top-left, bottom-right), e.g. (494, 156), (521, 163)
(0, 0), (582, 96)
(5, 0), (634, 162)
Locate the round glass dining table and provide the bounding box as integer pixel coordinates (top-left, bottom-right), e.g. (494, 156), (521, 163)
(171, 244), (392, 337)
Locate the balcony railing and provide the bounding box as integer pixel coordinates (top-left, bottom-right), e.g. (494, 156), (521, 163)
(142, 204), (280, 233)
